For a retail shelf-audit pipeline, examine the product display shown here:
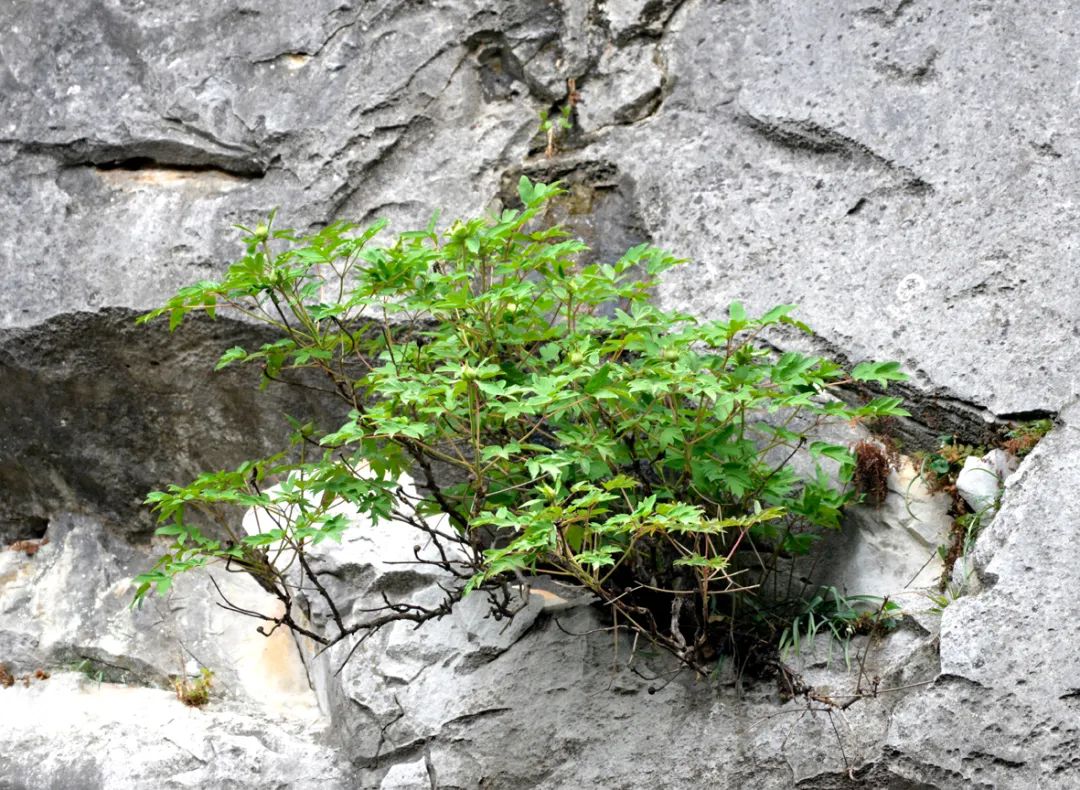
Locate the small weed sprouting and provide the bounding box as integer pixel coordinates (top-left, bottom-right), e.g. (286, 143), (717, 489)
(1002, 418), (1052, 458)
(926, 579), (966, 615)
(538, 104), (573, 158)
(918, 436), (984, 493)
(916, 436), (985, 589)
(917, 427), (1039, 597)
(906, 421), (1049, 614)
(74, 659), (103, 685)
(538, 78), (579, 158)
(71, 657), (131, 686)
(173, 667), (214, 708)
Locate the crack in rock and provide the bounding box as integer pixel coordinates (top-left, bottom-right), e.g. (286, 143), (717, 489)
(858, 0), (918, 27)
(736, 111), (932, 195)
(11, 138), (266, 178)
(594, 0), (689, 45)
(874, 46), (939, 84)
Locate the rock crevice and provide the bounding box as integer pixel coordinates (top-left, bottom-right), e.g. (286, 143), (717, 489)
(2, 0), (1078, 787)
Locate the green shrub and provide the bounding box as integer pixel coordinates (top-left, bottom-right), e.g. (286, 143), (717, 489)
(134, 178), (908, 671)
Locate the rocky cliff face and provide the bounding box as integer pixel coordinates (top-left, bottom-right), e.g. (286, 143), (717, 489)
(2, 1), (1079, 788)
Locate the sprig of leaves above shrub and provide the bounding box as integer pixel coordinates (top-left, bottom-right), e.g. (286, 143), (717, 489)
(135, 177), (908, 672)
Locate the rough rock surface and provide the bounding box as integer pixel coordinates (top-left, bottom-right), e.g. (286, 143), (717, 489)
(816, 459), (952, 599)
(0, 311), (348, 542)
(0, 513), (319, 707)
(0, 512), (341, 788)
(955, 448), (1016, 516)
(888, 404), (1080, 787)
(3, 0), (1080, 787)
(0, 674), (346, 790)
(294, 500), (942, 789)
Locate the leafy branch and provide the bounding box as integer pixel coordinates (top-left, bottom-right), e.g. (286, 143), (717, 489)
(135, 177), (909, 673)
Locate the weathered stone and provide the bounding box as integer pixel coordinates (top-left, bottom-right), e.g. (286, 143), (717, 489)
(575, 43), (663, 131)
(0, 512), (321, 718)
(815, 458), (953, 601)
(4, 0), (1080, 786)
(306, 551), (940, 789)
(378, 757), (433, 790)
(607, 1), (1080, 419)
(0, 673), (347, 790)
(0, 0), (563, 330)
(0, 310), (348, 540)
(274, 487), (938, 789)
(0, 512), (349, 790)
(599, 0), (685, 44)
(884, 404), (1080, 786)
(955, 448), (1017, 517)
(4, 1), (1079, 421)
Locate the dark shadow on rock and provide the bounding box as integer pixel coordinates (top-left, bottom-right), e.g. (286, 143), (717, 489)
(0, 308), (349, 541)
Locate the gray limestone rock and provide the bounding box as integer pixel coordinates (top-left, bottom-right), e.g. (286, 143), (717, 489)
(0, 512), (322, 712)
(0, 310), (349, 541)
(955, 448), (1017, 517)
(299, 511), (942, 789)
(609, 1), (1080, 419)
(0, 673), (347, 790)
(0, 512), (346, 789)
(3, 0), (1080, 787)
(816, 458), (953, 601)
(884, 406), (1080, 786)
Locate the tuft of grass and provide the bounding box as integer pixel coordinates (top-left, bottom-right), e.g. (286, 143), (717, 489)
(173, 667), (214, 707)
(73, 658), (104, 684)
(926, 579), (966, 614)
(780, 587), (902, 669)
